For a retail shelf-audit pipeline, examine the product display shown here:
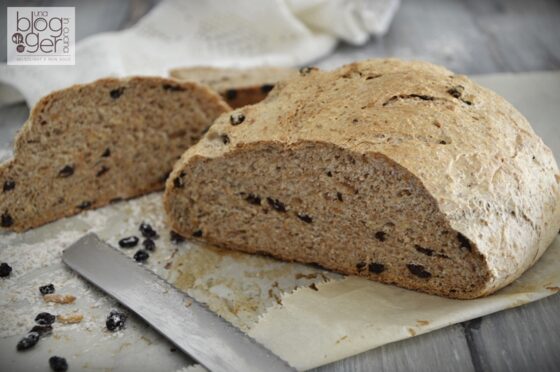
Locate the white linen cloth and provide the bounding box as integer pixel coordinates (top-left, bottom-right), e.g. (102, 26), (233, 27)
(0, 0), (399, 106)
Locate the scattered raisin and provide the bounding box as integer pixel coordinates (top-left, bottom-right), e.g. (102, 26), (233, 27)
(368, 262), (385, 274)
(139, 222), (157, 238)
(261, 84), (274, 93)
(77, 201), (92, 210)
(35, 312), (56, 325)
(162, 84), (185, 92)
(336, 192), (343, 202)
(96, 166), (109, 177)
(57, 165), (74, 178)
(142, 238), (156, 252)
(49, 356), (68, 372)
(221, 134), (230, 144)
(101, 148), (111, 157)
(192, 229), (203, 237)
(170, 231), (185, 244)
(39, 284), (55, 295)
(447, 85), (464, 98)
(30, 325), (52, 337)
(118, 236), (139, 248)
(356, 261), (367, 271)
(3, 180), (15, 192)
(230, 112), (245, 126)
(106, 310), (127, 331)
(110, 87), (125, 99)
(267, 197), (286, 212)
(225, 89), (237, 100)
(407, 264), (432, 278)
(0, 262), (12, 277)
(374, 231), (386, 242)
(134, 250), (149, 262)
(1, 212), (13, 227)
(415, 245), (434, 256)
(245, 193), (261, 205)
(457, 233), (472, 251)
(16, 332), (39, 351)
(296, 213), (313, 223)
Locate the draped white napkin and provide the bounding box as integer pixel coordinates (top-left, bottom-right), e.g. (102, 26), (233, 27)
(0, 0), (399, 106)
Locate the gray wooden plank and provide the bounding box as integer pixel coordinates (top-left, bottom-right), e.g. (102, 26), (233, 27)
(318, 0), (560, 74)
(465, 293), (560, 372)
(313, 324), (476, 372)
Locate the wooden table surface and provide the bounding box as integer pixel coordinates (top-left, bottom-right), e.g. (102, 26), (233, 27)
(1, 1), (559, 371)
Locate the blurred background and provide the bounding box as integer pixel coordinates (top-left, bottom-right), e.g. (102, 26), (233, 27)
(2, 0), (560, 73)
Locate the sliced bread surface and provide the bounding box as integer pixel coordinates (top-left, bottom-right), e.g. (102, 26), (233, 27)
(169, 66), (296, 108)
(164, 59), (560, 299)
(0, 77), (230, 231)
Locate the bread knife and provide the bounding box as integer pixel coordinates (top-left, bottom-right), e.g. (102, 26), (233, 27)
(62, 233), (295, 372)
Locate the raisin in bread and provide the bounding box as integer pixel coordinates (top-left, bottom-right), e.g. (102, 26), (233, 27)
(0, 77), (230, 232)
(164, 59), (560, 299)
(169, 66), (296, 109)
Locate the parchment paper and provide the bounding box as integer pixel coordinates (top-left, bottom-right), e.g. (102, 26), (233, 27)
(1, 72), (559, 371)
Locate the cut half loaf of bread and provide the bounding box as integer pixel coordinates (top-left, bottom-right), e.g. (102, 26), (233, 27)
(0, 77), (230, 231)
(164, 59), (560, 299)
(169, 66), (296, 108)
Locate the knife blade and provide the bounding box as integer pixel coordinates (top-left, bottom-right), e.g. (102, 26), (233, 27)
(62, 233), (295, 372)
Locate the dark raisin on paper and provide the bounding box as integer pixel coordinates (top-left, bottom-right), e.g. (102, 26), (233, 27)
(368, 262), (385, 274)
(261, 84), (274, 93)
(170, 230), (185, 244)
(35, 312), (56, 325)
(30, 325), (53, 337)
(106, 310), (127, 331)
(3, 180), (15, 192)
(39, 284), (55, 295)
(415, 245), (434, 256)
(407, 264), (432, 278)
(374, 231), (386, 242)
(296, 213), (313, 223)
(16, 332), (40, 351)
(139, 222), (157, 238)
(267, 197), (286, 212)
(1, 212), (14, 228)
(230, 112), (245, 126)
(57, 165), (74, 178)
(134, 250), (149, 262)
(457, 233), (472, 251)
(245, 193), (261, 205)
(110, 87), (125, 99)
(0, 262), (12, 277)
(118, 236), (139, 248)
(142, 238), (156, 252)
(192, 229), (203, 238)
(49, 356), (69, 372)
(225, 89), (237, 100)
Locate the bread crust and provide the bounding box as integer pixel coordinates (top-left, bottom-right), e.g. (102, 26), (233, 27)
(165, 59), (560, 298)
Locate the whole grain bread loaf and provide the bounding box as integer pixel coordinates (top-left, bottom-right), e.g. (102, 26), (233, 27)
(164, 59), (560, 299)
(169, 66), (296, 108)
(0, 77), (230, 231)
